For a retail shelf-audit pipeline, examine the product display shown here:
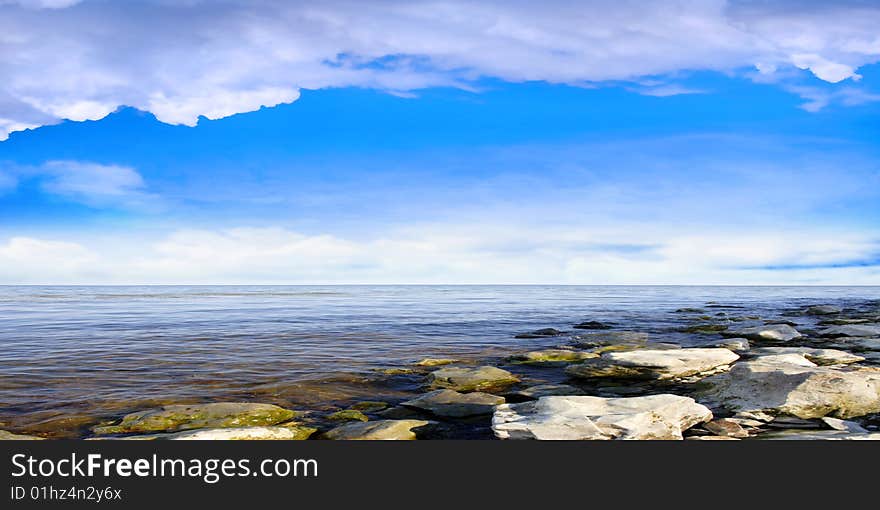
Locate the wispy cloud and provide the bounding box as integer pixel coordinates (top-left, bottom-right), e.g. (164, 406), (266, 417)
(789, 85), (880, 112)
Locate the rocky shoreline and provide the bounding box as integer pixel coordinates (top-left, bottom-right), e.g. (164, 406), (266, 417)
(3, 301), (880, 440)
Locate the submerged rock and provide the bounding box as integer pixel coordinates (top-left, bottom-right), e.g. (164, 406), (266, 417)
(509, 349), (598, 364)
(93, 403), (297, 435)
(722, 324), (802, 342)
(701, 355), (880, 419)
(349, 401), (389, 412)
(415, 358), (459, 367)
(818, 318), (871, 326)
(565, 348), (739, 381)
(324, 419), (430, 440)
(515, 328), (565, 339)
(573, 321), (613, 330)
(0, 430), (44, 440)
(805, 305), (843, 316)
(820, 325), (880, 338)
(427, 366), (520, 392)
(492, 394), (712, 440)
(571, 331), (649, 348)
(680, 324), (728, 334)
(402, 389), (504, 417)
(749, 347), (864, 366)
(675, 308), (706, 313)
(327, 410), (369, 422)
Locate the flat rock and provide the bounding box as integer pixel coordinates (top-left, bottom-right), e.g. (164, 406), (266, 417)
(510, 349), (599, 364)
(722, 324), (802, 342)
(820, 325), (880, 338)
(514, 328), (565, 338)
(565, 348), (739, 380)
(0, 430), (44, 440)
(93, 403), (297, 434)
(166, 426), (315, 440)
(571, 331), (649, 347)
(757, 430), (880, 440)
(427, 366), (520, 392)
(402, 389), (504, 417)
(820, 417), (868, 433)
(701, 355), (880, 419)
(805, 305), (843, 315)
(492, 394), (712, 440)
(713, 338), (750, 351)
(704, 418), (750, 438)
(324, 419), (430, 440)
(512, 384), (586, 399)
(349, 401), (389, 412)
(573, 321), (612, 330)
(749, 347), (864, 366)
(415, 358), (459, 367)
(327, 410), (369, 422)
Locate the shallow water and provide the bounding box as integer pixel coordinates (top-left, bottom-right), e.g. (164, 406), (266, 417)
(2, 285), (879, 437)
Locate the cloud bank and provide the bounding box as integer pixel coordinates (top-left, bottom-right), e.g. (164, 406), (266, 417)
(2, 0), (880, 139)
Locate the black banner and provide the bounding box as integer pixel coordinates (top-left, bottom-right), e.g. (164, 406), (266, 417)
(1, 440), (874, 508)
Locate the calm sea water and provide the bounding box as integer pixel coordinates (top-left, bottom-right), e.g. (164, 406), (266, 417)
(2, 285), (879, 436)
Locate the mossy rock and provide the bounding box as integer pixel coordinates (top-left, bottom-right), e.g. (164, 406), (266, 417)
(376, 367), (416, 375)
(327, 410), (369, 422)
(93, 403), (297, 434)
(680, 324), (729, 334)
(509, 349), (599, 364)
(349, 401), (389, 412)
(415, 358), (459, 367)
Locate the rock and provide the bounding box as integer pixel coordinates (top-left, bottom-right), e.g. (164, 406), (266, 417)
(415, 358), (459, 367)
(701, 355), (880, 419)
(841, 337), (880, 352)
(0, 430), (44, 440)
(805, 305), (843, 315)
(713, 338), (750, 351)
(573, 321), (612, 330)
(565, 348), (739, 381)
(492, 394), (712, 440)
(571, 331), (649, 347)
(166, 426), (316, 440)
(515, 328), (565, 339)
(680, 324), (728, 334)
(820, 417), (868, 433)
(376, 367), (415, 375)
(675, 308), (706, 313)
(324, 419), (430, 440)
(765, 416), (822, 429)
(722, 324), (802, 342)
(327, 410), (369, 422)
(509, 349), (599, 364)
(819, 318), (871, 326)
(349, 401), (389, 412)
(749, 347), (864, 366)
(765, 320), (798, 327)
(427, 366), (520, 392)
(820, 325), (880, 338)
(704, 418), (750, 438)
(512, 384), (586, 399)
(402, 389), (504, 417)
(93, 403), (297, 435)
(687, 435), (740, 440)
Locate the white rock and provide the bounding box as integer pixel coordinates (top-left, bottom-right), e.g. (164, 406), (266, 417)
(565, 348), (739, 380)
(702, 355), (880, 419)
(820, 417), (868, 433)
(723, 324), (802, 342)
(820, 325), (880, 338)
(492, 394), (712, 440)
(165, 426), (314, 440)
(749, 347), (864, 365)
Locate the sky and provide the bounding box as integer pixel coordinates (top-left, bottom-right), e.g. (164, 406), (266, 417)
(1, 0), (879, 284)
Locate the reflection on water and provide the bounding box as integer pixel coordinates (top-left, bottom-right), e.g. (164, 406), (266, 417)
(1, 285), (879, 436)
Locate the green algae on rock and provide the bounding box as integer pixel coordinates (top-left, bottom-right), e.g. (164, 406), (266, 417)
(93, 403), (297, 435)
(427, 366), (520, 392)
(508, 349), (598, 364)
(327, 410), (370, 422)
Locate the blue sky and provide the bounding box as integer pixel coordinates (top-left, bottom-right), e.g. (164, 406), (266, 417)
(0, 1), (879, 284)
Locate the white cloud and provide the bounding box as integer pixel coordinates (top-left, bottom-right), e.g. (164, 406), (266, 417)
(789, 85), (880, 112)
(1, 0), (880, 139)
(1, 224), (878, 285)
